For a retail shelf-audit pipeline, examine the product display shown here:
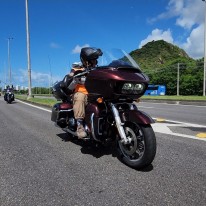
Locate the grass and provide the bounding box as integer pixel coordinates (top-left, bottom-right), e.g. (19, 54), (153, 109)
(15, 95), (60, 107)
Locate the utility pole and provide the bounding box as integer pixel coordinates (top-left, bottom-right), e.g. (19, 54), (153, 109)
(203, 0), (206, 96)
(25, 0), (32, 98)
(177, 63), (180, 96)
(7, 37), (13, 85)
(48, 56), (53, 95)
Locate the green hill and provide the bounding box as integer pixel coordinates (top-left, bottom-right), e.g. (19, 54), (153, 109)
(130, 40), (195, 71)
(129, 40), (203, 95)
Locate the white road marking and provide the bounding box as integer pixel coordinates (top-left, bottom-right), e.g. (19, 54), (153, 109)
(138, 106), (154, 109)
(152, 122), (206, 142)
(16, 99), (52, 112)
(154, 118), (206, 128)
(16, 99), (206, 141)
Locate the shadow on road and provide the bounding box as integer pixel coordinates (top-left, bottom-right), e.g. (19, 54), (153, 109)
(56, 132), (117, 159)
(56, 132), (154, 172)
(4, 101), (17, 104)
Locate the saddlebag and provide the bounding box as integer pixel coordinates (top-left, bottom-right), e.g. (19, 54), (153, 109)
(51, 102), (73, 128)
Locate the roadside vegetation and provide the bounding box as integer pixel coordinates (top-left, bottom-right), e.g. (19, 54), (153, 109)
(131, 40), (204, 96)
(15, 95), (60, 107)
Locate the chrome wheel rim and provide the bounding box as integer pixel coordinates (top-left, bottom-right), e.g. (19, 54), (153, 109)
(118, 126), (145, 161)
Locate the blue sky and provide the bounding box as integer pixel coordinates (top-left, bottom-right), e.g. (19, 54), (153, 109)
(0, 0), (205, 88)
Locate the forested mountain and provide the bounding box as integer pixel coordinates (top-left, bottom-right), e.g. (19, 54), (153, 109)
(129, 40), (204, 95)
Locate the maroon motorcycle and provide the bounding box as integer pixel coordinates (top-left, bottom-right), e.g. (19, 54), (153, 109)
(51, 48), (156, 169)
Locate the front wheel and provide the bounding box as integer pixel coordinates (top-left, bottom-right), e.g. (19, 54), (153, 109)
(117, 122), (156, 169)
(7, 98), (12, 104)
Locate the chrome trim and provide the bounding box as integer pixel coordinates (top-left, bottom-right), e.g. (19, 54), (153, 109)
(129, 104), (135, 110)
(56, 109), (72, 119)
(91, 113), (100, 142)
(58, 109), (73, 112)
(110, 103), (131, 144)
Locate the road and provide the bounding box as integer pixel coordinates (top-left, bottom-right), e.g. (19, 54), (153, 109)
(137, 101), (206, 140)
(0, 97), (206, 206)
(138, 101), (206, 125)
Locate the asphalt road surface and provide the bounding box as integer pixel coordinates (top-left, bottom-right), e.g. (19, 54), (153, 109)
(0, 97), (206, 206)
(137, 101), (206, 125)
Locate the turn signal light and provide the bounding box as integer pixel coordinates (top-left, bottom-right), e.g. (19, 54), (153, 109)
(96, 97), (103, 103)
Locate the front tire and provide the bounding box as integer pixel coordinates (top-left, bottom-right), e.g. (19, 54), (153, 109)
(117, 122), (156, 169)
(7, 98), (12, 104)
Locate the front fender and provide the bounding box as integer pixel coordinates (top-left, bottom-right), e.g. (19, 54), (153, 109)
(120, 110), (155, 125)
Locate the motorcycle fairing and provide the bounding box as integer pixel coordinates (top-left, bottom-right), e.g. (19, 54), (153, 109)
(120, 109), (155, 125)
(85, 67), (149, 99)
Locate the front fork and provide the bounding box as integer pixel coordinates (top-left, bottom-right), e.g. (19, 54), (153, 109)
(110, 103), (132, 145)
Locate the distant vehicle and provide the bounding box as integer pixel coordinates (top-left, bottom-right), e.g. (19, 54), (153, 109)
(4, 91), (15, 104)
(4, 86), (15, 104)
(144, 85), (166, 96)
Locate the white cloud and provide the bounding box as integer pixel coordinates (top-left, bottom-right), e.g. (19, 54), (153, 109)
(148, 0), (184, 24)
(14, 69), (49, 83)
(11, 69), (27, 85)
(147, 0), (205, 59)
(149, 0), (204, 29)
(13, 69), (61, 87)
(181, 24), (204, 59)
(50, 42), (61, 49)
(139, 29), (174, 48)
(175, 0), (204, 29)
(72, 44), (90, 54)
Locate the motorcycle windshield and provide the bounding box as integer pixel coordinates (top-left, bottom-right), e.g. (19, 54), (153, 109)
(97, 48), (141, 70)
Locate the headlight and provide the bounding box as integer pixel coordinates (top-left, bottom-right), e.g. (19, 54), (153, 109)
(122, 83), (134, 94)
(133, 83), (144, 94)
(121, 83), (145, 94)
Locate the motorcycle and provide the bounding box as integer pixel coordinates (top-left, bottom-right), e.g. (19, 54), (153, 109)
(4, 91), (15, 104)
(51, 48), (156, 169)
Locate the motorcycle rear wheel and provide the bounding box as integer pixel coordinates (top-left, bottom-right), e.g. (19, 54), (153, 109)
(117, 122), (156, 169)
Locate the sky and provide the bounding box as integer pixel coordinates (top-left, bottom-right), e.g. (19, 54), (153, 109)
(0, 0), (205, 88)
